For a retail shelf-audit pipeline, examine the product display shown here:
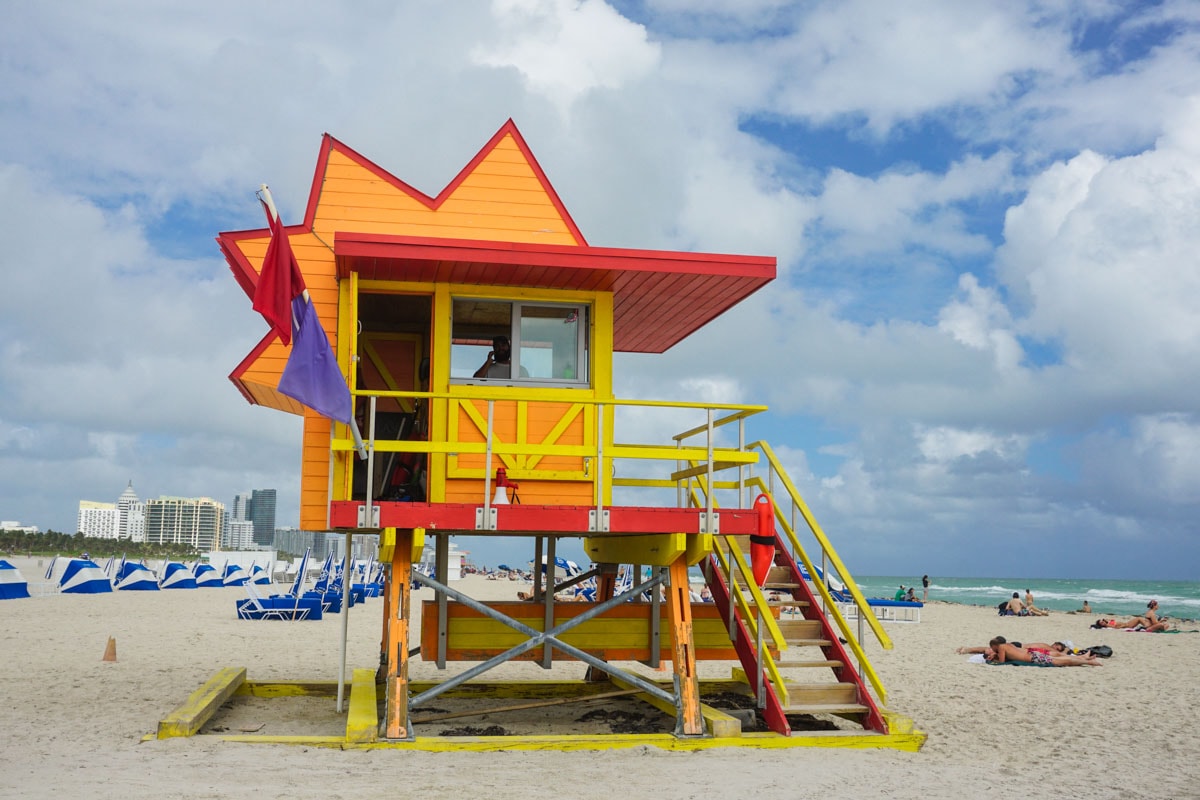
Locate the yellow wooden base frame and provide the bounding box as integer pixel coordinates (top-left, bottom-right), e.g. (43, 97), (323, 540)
(148, 668), (926, 752)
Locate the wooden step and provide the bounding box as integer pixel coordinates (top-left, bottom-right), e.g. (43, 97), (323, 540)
(784, 682), (857, 704)
(725, 535), (751, 552)
(775, 659), (845, 669)
(781, 702), (871, 716)
(767, 599), (809, 608)
(780, 682), (867, 716)
(764, 566), (794, 586)
(777, 619), (823, 640)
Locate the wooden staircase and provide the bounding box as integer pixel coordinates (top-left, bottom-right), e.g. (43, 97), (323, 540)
(706, 535), (888, 736)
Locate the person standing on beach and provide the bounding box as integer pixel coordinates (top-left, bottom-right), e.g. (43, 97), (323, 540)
(922, 574), (930, 602)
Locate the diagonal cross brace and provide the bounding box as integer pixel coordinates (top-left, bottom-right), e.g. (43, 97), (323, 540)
(410, 572), (674, 709)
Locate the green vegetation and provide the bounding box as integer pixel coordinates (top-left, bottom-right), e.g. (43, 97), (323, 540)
(0, 529), (196, 560)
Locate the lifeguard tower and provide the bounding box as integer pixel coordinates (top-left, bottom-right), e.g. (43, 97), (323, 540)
(214, 121), (922, 750)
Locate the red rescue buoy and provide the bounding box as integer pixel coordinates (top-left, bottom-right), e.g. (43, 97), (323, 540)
(750, 494), (775, 587)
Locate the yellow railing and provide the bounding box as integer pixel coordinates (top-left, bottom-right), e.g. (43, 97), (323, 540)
(667, 436), (892, 705)
(334, 387), (888, 702)
(332, 388), (764, 510)
(709, 525), (792, 706)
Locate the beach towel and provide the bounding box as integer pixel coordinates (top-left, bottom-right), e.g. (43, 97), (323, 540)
(965, 655), (1054, 667)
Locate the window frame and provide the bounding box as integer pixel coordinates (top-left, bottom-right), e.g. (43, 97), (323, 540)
(450, 297), (590, 388)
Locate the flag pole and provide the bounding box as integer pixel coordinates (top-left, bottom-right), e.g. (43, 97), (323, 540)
(257, 185), (368, 460)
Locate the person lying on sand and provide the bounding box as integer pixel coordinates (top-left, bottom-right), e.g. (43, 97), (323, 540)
(1095, 618), (1173, 632)
(957, 636), (1071, 656)
(987, 641), (1101, 666)
(969, 636), (1101, 666)
(1093, 613), (1173, 632)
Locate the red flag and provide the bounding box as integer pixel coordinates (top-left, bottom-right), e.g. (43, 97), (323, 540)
(252, 204), (305, 345)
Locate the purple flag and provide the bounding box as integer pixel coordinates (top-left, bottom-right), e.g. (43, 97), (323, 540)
(278, 295), (352, 424)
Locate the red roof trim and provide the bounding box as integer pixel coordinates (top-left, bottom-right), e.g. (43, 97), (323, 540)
(217, 233), (259, 301)
(333, 233), (775, 353)
(216, 224), (312, 300)
(334, 233), (774, 277)
(303, 134), (339, 229)
(227, 331), (279, 404)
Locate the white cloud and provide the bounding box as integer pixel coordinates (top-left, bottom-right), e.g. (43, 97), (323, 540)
(816, 152), (1015, 260)
(1078, 413), (1200, 509)
(938, 273), (1024, 372)
(472, 0), (661, 113)
(767, 1), (1073, 134)
(996, 121), (1200, 389)
(915, 425), (1027, 463)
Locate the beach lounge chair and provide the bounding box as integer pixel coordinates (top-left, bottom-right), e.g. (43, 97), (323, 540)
(237, 591), (286, 621)
(236, 584), (312, 620)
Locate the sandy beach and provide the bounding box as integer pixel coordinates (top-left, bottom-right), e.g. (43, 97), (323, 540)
(2, 557), (1197, 800)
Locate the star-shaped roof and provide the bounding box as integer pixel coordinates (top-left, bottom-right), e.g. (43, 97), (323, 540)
(217, 120), (774, 408)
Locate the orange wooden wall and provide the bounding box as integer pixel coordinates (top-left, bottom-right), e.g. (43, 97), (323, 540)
(230, 125), (590, 530)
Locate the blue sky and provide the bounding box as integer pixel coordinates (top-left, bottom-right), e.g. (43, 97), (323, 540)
(1, 1), (1198, 580)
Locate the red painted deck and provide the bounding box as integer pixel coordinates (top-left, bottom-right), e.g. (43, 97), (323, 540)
(329, 501), (758, 535)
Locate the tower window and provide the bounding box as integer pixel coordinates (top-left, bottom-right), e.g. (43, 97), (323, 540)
(450, 299), (589, 386)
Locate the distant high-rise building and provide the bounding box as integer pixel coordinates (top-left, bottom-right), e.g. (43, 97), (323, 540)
(250, 489), (276, 546)
(77, 483), (145, 542)
(232, 492), (251, 522)
(225, 519), (255, 549)
(116, 480), (145, 543)
(144, 496), (225, 551)
(78, 501), (120, 539)
(273, 528), (345, 561)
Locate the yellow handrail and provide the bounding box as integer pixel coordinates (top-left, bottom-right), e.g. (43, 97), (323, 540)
(332, 386), (890, 704)
(709, 536), (790, 706)
(681, 475), (795, 705)
(745, 442), (891, 703)
(672, 440), (891, 705)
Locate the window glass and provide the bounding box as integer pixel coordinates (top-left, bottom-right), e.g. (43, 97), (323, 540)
(519, 305), (582, 380)
(450, 298), (588, 385)
(450, 300), (511, 379)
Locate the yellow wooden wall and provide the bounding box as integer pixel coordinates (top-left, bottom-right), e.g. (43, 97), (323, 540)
(444, 398), (594, 505)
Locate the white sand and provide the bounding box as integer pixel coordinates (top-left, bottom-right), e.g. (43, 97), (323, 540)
(2, 558), (1197, 800)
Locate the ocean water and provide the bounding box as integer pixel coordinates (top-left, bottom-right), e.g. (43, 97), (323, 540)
(855, 575), (1200, 621)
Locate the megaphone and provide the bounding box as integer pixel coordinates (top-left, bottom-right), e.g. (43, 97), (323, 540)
(493, 467), (517, 504)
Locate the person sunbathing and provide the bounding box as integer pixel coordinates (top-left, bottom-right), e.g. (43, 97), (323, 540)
(1141, 600), (1173, 631)
(999, 593), (1028, 616)
(1094, 617), (1141, 628)
(956, 637), (1070, 656)
(985, 640), (1101, 667)
(1093, 615), (1171, 631)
